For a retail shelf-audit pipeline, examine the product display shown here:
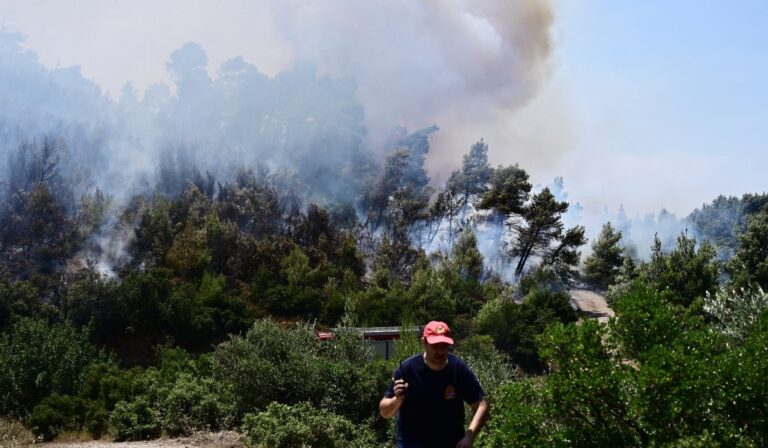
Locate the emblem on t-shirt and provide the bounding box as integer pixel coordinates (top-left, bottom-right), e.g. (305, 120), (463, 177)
(444, 384), (456, 399)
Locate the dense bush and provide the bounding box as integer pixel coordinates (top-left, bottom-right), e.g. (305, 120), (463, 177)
(317, 331), (391, 426)
(158, 373), (234, 436)
(478, 284), (768, 447)
(26, 393), (107, 441)
(474, 288), (577, 371)
(213, 318), (391, 430)
(641, 233), (719, 307)
(345, 278), (408, 326)
(28, 394), (94, 441)
(0, 318), (100, 416)
(241, 402), (377, 448)
(73, 347), (234, 441)
(455, 335), (516, 400)
(609, 283), (701, 360)
(109, 397), (161, 441)
(80, 362), (150, 413)
(0, 276), (51, 328)
(518, 265), (565, 297)
(476, 379), (551, 447)
(213, 319), (326, 415)
(704, 285), (768, 341)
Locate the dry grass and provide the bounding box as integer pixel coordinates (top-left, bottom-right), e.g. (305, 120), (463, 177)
(0, 417), (34, 448)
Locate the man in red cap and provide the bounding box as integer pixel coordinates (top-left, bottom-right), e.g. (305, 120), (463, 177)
(380, 321), (489, 447)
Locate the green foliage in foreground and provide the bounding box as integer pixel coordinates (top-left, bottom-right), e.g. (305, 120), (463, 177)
(455, 335), (516, 400)
(704, 286), (768, 341)
(213, 318), (391, 428)
(28, 394), (107, 441)
(479, 284), (768, 447)
(0, 318), (101, 417)
(242, 402), (377, 448)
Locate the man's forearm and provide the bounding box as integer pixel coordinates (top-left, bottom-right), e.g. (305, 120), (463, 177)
(379, 396), (404, 419)
(467, 399), (489, 437)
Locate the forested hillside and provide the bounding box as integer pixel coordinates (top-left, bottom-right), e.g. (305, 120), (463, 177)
(1, 29), (768, 447)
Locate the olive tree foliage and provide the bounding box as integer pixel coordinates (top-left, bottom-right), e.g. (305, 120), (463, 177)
(704, 286), (768, 341)
(583, 222), (625, 290)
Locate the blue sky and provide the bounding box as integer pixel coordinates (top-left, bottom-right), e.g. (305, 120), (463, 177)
(543, 1), (768, 217)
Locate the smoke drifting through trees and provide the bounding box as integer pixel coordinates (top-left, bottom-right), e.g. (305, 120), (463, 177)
(0, 27), (751, 280)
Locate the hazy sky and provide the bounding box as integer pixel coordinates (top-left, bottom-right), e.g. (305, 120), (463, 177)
(1, 0), (766, 218)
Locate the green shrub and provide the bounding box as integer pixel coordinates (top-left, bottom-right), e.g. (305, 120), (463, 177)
(28, 403), (65, 442)
(317, 357), (390, 427)
(0, 318), (101, 416)
(405, 267), (456, 324)
(476, 380), (552, 448)
(610, 283), (701, 360)
(80, 362), (151, 412)
(241, 402), (377, 448)
(109, 397), (161, 441)
(704, 286), (768, 341)
(85, 406), (109, 439)
(214, 318), (392, 432)
(518, 265), (565, 296)
(213, 319), (326, 416)
(479, 285), (768, 447)
(159, 373), (234, 436)
(316, 330), (391, 426)
(455, 335), (516, 400)
(474, 288), (576, 371)
(28, 394), (89, 441)
(641, 233), (719, 308)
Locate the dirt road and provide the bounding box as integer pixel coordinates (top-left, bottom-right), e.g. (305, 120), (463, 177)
(569, 288), (614, 323)
(36, 432), (245, 448)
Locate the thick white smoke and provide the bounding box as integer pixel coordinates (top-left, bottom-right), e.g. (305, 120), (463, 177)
(2, 0), (554, 168)
(269, 0), (554, 159)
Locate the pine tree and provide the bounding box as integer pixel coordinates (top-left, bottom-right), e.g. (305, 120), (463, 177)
(583, 222), (625, 290)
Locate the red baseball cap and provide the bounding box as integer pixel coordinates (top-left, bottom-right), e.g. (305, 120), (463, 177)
(422, 321), (454, 345)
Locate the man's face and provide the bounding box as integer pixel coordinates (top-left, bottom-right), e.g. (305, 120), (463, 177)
(423, 340), (452, 366)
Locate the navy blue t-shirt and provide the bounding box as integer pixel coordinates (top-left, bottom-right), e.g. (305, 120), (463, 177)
(385, 353), (484, 448)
